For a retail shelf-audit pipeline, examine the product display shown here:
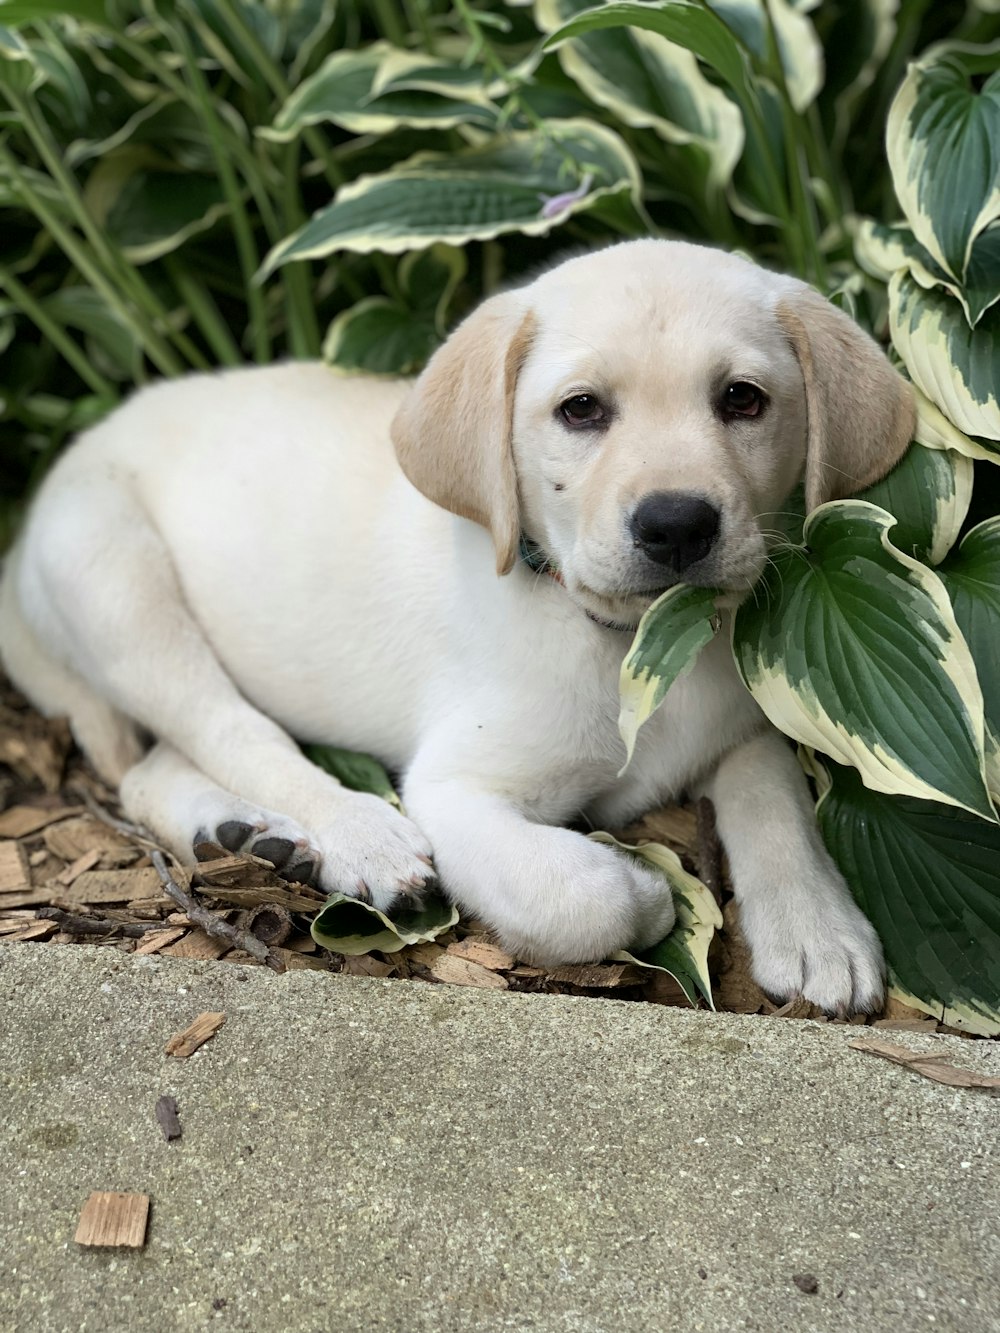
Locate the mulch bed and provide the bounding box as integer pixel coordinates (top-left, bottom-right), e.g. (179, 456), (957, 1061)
(0, 675), (945, 1032)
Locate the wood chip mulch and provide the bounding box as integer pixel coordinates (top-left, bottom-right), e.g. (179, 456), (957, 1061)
(0, 675), (950, 1030)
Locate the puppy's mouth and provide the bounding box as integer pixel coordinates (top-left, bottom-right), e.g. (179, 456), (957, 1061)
(572, 573), (750, 633)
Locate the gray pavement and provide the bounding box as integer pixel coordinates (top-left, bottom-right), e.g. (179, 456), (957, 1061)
(1, 943), (998, 1333)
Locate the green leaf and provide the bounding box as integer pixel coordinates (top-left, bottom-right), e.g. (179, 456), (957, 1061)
(541, 1), (753, 105)
(733, 500), (994, 820)
(260, 120), (640, 270)
(890, 270), (1000, 442)
(937, 517), (1000, 795)
(310, 893), (458, 956)
(858, 442), (972, 566)
(535, 0), (744, 187)
(818, 761), (1000, 1037)
(855, 217), (1000, 327)
(887, 40), (1000, 284)
(913, 386), (1000, 466)
(0, 0), (106, 25)
(398, 244), (466, 332)
(598, 833), (722, 1007)
(707, 0), (824, 112)
(42, 286), (142, 381)
(267, 43), (497, 141)
(303, 742), (402, 809)
(618, 584), (720, 769)
(323, 297), (439, 376)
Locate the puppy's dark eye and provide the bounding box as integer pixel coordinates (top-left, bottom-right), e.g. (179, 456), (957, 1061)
(559, 393), (605, 428)
(721, 381), (766, 419)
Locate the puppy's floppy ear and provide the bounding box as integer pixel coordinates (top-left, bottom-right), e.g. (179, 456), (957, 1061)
(391, 293), (536, 575)
(777, 288), (915, 512)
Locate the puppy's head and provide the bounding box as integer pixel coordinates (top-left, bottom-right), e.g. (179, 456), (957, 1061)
(392, 239), (914, 630)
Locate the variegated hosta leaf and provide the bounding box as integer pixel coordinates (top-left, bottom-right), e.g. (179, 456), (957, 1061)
(323, 297), (440, 376)
(535, 0), (743, 187)
(260, 120), (640, 270)
(322, 245), (466, 376)
(266, 43), (497, 141)
(855, 217), (1000, 326)
(818, 0), (898, 148)
(859, 442), (972, 566)
(913, 386), (1000, 465)
(42, 287), (142, 380)
(541, 1), (754, 108)
(600, 833), (722, 1007)
(818, 761), (1000, 1037)
(310, 893), (458, 956)
(618, 584), (721, 769)
(82, 148), (227, 264)
(733, 500), (994, 820)
(707, 0), (824, 112)
(887, 40), (1000, 284)
(937, 518), (1000, 796)
(890, 270), (1000, 441)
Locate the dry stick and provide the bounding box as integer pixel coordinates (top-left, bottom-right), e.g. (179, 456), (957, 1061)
(695, 797), (724, 906)
(150, 851), (286, 973)
(36, 908), (158, 939)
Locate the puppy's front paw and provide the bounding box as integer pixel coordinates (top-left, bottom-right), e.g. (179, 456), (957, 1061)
(740, 885), (884, 1015)
(314, 793), (435, 912)
(496, 831), (675, 965)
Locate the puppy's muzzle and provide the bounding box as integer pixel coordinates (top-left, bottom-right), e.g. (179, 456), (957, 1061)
(629, 491), (720, 574)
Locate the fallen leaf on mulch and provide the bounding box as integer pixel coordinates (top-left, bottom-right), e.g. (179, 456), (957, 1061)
(75, 1191), (149, 1248)
(849, 1039), (1000, 1091)
(445, 936), (515, 970)
(166, 1011), (226, 1058)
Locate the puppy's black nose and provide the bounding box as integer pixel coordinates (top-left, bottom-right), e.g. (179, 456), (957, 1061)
(630, 492), (720, 572)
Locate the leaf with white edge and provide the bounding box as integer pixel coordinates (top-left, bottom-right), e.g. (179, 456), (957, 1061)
(618, 584), (720, 770)
(707, 0), (824, 112)
(855, 217), (1000, 327)
(42, 287), (142, 381)
(890, 270), (1000, 442)
(913, 386), (1000, 465)
(260, 121), (640, 271)
(887, 40), (1000, 284)
(535, 0), (744, 187)
(323, 297), (439, 376)
(859, 442), (972, 566)
(265, 43), (497, 141)
(937, 518), (1000, 795)
(541, 1), (754, 107)
(818, 761), (1000, 1037)
(310, 893), (458, 956)
(599, 833), (721, 1007)
(733, 500), (994, 819)
(303, 742), (402, 809)
(819, 0), (897, 148)
(399, 244), (466, 332)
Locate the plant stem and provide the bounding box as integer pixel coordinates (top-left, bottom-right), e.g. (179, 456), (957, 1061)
(280, 142), (322, 357)
(171, 19), (272, 363)
(371, 0), (407, 46)
(0, 142), (182, 377)
(0, 266), (117, 399)
(12, 90), (208, 370)
(163, 258), (242, 366)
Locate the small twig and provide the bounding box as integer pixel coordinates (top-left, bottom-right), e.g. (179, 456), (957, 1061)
(36, 907), (157, 939)
(695, 797), (724, 905)
(150, 851), (286, 973)
(71, 785), (163, 850)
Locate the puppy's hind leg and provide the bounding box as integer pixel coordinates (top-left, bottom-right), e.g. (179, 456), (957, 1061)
(18, 473), (433, 909)
(120, 742), (320, 883)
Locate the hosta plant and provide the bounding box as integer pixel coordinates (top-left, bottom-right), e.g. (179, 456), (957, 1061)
(1, 0), (998, 1027)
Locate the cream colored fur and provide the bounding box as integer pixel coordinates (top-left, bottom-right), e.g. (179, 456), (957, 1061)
(0, 240), (914, 1010)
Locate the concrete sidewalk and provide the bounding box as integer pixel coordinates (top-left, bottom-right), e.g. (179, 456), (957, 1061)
(1, 944), (997, 1333)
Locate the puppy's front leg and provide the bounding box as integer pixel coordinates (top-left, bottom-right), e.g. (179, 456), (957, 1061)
(403, 769), (675, 966)
(703, 729), (884, 1013)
